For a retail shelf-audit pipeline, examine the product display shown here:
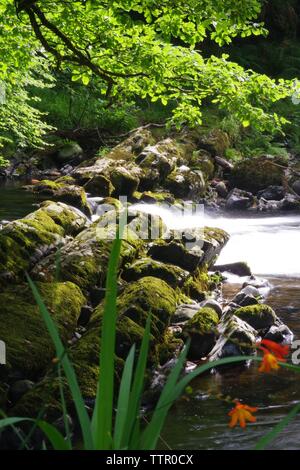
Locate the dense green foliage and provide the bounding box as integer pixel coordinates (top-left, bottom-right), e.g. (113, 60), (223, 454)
(1, 0), (300, 165)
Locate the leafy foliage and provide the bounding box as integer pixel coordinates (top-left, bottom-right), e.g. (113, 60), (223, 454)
(0, 2), (53, 161)
(0, 0), (298, 142)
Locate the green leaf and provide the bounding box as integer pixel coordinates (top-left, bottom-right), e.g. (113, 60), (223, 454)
(113, 345), (136, 449)
(92, 227), (124, 449)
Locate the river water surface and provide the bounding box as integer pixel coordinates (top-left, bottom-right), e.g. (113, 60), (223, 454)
(162, 214), (300, 450)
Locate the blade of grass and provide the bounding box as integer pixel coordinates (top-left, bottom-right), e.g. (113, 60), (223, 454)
(113, 345), (136, 449)
(141, 340), (190, 449)
(0, 417), (69, 450)
(125, 314), (152, 449)
(254, 401), (300, 450)
(92, 233), (123, 449)
(57, 363), (72, 449)
(26, 274), (93, 450)
(36, 421), (70, 450)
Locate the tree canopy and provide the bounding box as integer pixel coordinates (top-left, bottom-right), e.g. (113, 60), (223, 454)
(0, 0), (300, 161)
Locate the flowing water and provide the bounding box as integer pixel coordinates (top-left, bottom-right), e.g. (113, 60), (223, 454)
(1, 186), (300, 449)
(161, 213), (300, 450)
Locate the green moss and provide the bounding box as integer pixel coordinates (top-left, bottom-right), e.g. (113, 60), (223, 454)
(0, 282), (85, 380)
(184, 308), (219, 335)
(235, 304), (276, 330)
(131, 191), (175, 203)
(182, 307), (219, 359)
(41, 201), (87, 235)
(33, 224), (143, 291)
(116, 276), (177, 335)
(55, 175), (76, 185)
(122, 258), (189, 288)
(0, 208), (68, 284)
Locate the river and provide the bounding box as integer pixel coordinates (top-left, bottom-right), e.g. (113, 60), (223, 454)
(162, 213), (300, 450)
(1, 184), (300, 449)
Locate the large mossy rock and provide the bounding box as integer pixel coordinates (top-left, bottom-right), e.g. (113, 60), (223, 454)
(29, 180), (91, 216)
(56, 142), (83, 165)
(136, 138), (183, 187)
(148, 227), (229, 272)
(0, 282), (85, 381)
(105, 129), (155, 161)
(182, 307), (219, 359)
(230, 156), (287, 193)
(0, 202), (87, 286)
(73, 157), (143, 198)
(32, 223), (143, 291)
(165, 167), (206, 200)
(83, 174), (113, 197)
(234, 304), (277, 331)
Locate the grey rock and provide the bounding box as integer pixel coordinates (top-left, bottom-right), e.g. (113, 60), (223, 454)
(212, 261), (251, 277)
(292, 179), (300, 196)
(215, 181), (228, 198)
(208, 315), (257, 363)
(200, 299), (223, 317)
(226, 188), (254, 211)
(173, 303), (201, 323)
(257, 185), (285, 201)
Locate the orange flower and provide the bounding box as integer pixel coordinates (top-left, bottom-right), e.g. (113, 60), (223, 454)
(258, 352), (280, 373)
(259, 339), (289, 361)
(258, 339), (289, 373)
(228, 401), (258, 429)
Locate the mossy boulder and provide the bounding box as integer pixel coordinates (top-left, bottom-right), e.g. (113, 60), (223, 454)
(165, 167), (206, 200)
(55, 176), (76, 185)
(110, 167), (140, 197)
(189, 150), (215, 180)
(122, 258), (190, 288)
(29, 180), (91, 216)
(83, 174), (114, 197)
(32, 223), (143, 291)
(0, 282), (85, 381)
(73, 157), (143, 198)
(106, 129), (155, 161)
(182, 268), (210, 301)
(198, 129), (230, 157)
(230, 156), (288, 194)
(131, 191), (175, 204)
(56, 142), (83, 165)
(234, 304), (277, 331)
(111, 276), (177, 337)
(55, 276), (177, 402)
(40, 201), (88, 235)
(182, 308), (219, 359)
(0, 202), (87, 286)
(136, 138), (182, 184)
